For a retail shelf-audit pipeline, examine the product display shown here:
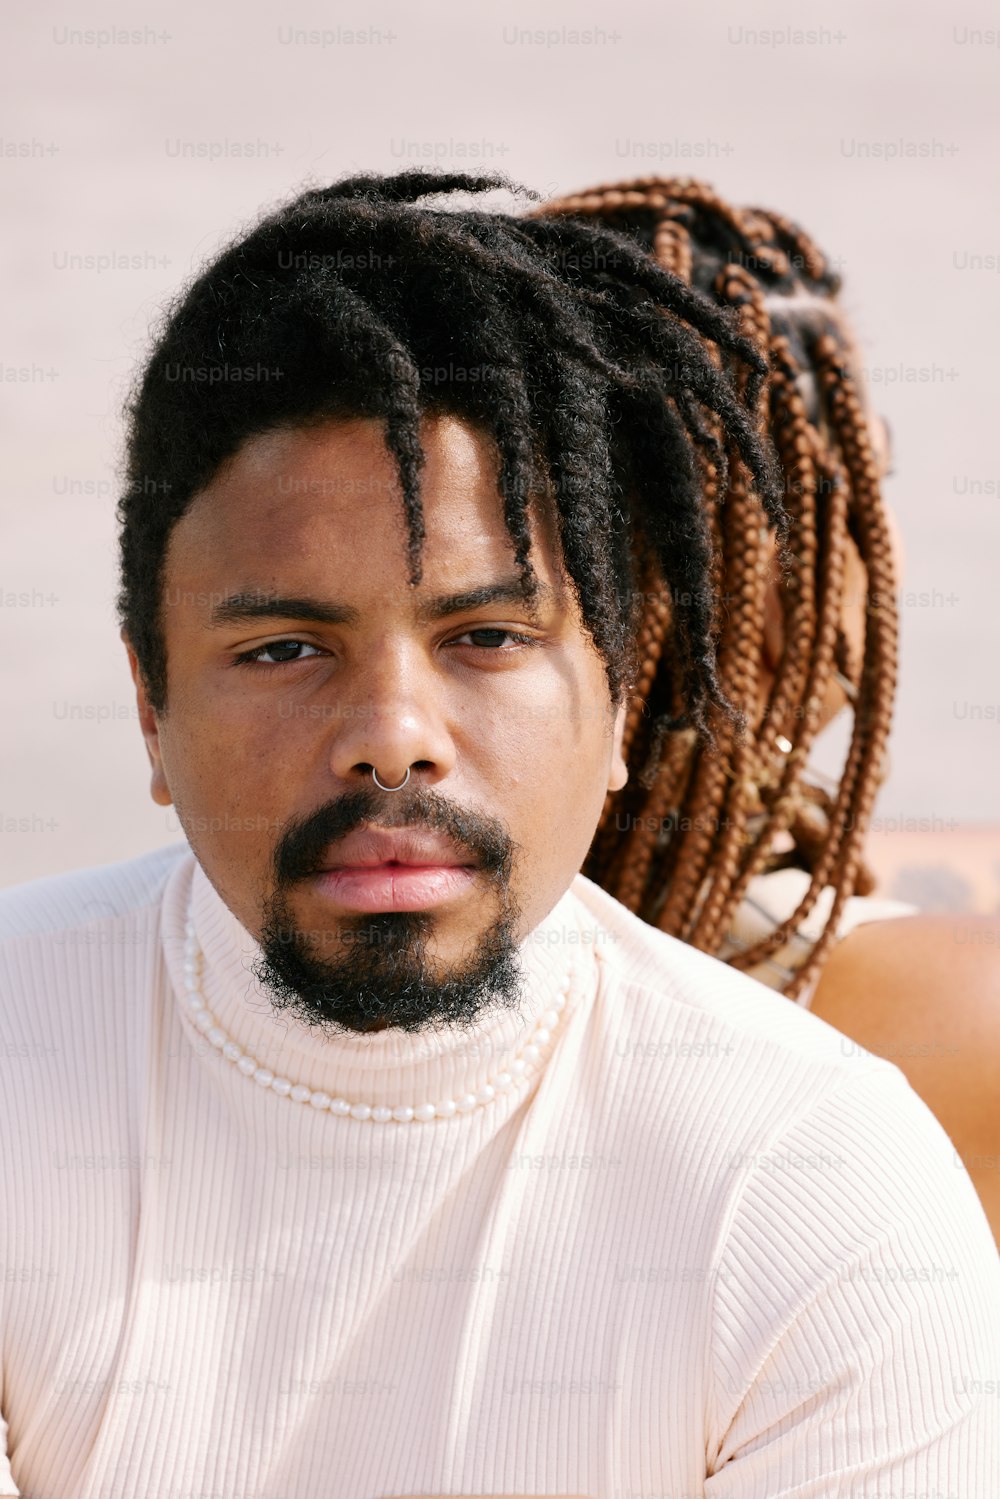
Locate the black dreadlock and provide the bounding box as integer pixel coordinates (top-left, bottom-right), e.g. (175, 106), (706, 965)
(117, 169), (784, 730)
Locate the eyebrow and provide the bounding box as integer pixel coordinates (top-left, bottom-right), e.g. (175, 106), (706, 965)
(205, 576), (560, 630)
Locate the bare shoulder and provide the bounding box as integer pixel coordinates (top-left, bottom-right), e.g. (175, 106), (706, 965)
(809, 912), (1000, 1238)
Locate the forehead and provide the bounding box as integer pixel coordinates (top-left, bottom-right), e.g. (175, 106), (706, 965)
(166, 412), (567, 593)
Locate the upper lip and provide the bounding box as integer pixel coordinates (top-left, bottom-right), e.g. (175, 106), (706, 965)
(318, 827), (475, 871)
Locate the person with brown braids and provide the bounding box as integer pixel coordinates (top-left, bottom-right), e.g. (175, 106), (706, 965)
(533, 174), (1000, 1242)
(1, 169), (997, 1497)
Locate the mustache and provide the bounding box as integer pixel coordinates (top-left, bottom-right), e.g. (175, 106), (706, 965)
(272, 785), (517, 887)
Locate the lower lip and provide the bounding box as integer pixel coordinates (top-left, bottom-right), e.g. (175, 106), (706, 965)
(311, 863), (477, 912)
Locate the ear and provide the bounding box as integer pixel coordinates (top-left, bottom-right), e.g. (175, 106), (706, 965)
(607, 698), (629, 794)
(121, 629), (173, 808)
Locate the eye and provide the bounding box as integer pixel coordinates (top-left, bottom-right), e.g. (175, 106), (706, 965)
(232, 639), (324, 667)
(449, 628), (537, 653)
(231, 628), (539, 670)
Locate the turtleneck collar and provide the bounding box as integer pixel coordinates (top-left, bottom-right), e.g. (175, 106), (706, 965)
(160, 847), (598, 1113)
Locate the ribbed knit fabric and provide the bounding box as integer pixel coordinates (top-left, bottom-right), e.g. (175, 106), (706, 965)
(1, 842), (998, 1497)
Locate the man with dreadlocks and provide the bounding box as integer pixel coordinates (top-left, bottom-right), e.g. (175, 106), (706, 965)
(0, 170), (996, 1497)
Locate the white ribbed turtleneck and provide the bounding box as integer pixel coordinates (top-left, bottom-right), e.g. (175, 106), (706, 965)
(1, 841), (998, 1497)
(170, 851), (595, 1118)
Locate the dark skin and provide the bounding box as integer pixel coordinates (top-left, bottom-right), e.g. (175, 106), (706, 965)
(124, 412), (629, 1037)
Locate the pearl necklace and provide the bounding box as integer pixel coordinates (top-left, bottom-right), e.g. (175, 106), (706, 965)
(181, 908), (574, 1123)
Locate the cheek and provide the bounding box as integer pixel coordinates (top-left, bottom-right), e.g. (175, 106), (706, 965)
(525, 703), (616, 837)
(469, 689), (606, 812)
(156, 697), (285, 833)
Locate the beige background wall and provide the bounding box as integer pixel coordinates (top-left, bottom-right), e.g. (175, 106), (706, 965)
(4, 0), (999, 910)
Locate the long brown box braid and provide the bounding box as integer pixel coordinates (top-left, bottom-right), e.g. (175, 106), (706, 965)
(528, 176), (899, 1001)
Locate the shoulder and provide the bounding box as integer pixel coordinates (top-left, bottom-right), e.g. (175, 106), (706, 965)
(568, 879), (1000, 1408)
(572, 869), (881, 1070)
(810, 910), (1000, 1234)
(0, 842), (190, 1023)
(0, 843), (192, 1153)
(810, 908), (1000, 1053)
(569, 871), (912, 1146)
(0, 840), (188, 945)
(569, 874), (1000, 1253)
(704, 1052), (1000, 1474)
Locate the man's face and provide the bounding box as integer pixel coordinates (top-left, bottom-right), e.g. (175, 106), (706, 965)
(125, 412), (628, 1036)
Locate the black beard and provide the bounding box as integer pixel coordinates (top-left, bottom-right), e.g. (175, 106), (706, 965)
(248, 786), (528, 1037)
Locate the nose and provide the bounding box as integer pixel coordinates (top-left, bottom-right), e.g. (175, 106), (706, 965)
(324, 637), (457, 790)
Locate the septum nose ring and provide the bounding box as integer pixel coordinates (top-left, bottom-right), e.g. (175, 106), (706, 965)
(372, 766), (411, 792)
